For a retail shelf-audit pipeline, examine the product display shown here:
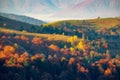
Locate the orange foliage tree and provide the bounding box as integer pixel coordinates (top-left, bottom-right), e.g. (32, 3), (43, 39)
(3, 45), (15, 57)
(48, 44), (59, 51)
(104, 68), (112, 76)
(68, 57), (75, 65)
(32, 37), (43, 44)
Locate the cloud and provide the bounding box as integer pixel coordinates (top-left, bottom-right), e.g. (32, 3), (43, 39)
(50, 0), (120, 20)
(0, 0), (120, 21)
(0, 0), (14, 12)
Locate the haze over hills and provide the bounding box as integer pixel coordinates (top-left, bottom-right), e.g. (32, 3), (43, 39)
(0, 12), (46, 26)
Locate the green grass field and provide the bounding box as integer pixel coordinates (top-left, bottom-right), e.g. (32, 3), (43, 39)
(43, 17), (120, 29)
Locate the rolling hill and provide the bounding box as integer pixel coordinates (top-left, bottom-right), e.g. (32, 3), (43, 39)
(0, 14), (120, 39)
(44, 17), (120, 29)
(0, 12), (45, 26)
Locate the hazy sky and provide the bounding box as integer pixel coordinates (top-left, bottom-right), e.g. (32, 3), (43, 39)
(0, 0), (120, 21)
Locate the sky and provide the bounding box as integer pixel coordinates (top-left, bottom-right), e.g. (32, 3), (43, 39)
(0, 0), (120, 21)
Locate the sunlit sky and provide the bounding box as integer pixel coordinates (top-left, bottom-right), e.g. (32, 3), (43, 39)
(0, 0), (120, 21)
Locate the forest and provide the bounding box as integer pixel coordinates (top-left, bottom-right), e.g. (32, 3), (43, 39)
(0, 26), (120, 80)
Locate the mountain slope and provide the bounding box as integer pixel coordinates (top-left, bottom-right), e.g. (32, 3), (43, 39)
(0, 13), (45, 26)
(0, 15), (40, 32)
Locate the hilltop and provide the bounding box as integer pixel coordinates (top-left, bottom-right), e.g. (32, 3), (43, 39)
(44, 17), (120, 29)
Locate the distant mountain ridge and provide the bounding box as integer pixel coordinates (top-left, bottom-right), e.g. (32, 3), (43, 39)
(0, 12), (46, 26)
(0, 15), (41, 32)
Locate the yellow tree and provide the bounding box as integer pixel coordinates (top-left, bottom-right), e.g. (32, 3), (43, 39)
(77, 39), (84, 50)
(67, 35), (78, 48)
